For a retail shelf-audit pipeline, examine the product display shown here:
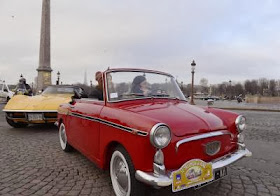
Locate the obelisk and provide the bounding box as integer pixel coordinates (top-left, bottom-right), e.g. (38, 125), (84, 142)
(37, 0), (52, 92)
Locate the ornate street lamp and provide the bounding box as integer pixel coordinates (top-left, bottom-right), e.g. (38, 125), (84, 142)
(190, 60), (196, 105)
(56, 71), (60, 85)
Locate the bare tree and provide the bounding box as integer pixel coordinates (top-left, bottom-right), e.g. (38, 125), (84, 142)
(234, 83), (244, 96)
(259, 78), (269, 95)
(269, 79), (277, 96)
(217, 83), (227, 96)
(245, 80), (258, 95)
(199, 78), (209, 94)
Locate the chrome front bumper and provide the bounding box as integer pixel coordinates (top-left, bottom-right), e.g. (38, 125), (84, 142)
(135, 148), (252, 187)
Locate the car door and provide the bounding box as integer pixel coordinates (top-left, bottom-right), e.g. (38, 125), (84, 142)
(68, 99), (104, 162)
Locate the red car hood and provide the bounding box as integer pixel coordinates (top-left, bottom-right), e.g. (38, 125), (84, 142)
(119, 100), (227, 137)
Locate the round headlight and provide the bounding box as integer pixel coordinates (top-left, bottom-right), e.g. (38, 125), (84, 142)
(150, 123), (171, 149)
(235, 115), (246, 132)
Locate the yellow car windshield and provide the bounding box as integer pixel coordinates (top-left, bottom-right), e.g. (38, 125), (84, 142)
(42, 86), (74, 95)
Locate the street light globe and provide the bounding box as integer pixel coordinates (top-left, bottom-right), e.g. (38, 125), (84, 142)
(191, 60), (196, 72)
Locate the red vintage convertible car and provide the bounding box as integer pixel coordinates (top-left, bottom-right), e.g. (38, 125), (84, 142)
(57, 68), (251, 196)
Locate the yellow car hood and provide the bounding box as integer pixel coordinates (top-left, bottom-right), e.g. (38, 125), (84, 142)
(4, 94), (72, 111)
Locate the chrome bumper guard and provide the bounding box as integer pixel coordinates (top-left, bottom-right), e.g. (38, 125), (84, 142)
(135, 148), (252, 187)
(54, 121), (59, 127)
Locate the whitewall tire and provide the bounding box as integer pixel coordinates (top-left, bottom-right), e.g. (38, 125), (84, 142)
(59, 122), (73, 152)
(110, 146), (146, 196)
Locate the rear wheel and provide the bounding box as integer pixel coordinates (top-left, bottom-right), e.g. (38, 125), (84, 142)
(59, 122), (73, 152)
(6, 117), (28, 128)
(110, 146), (147, 196)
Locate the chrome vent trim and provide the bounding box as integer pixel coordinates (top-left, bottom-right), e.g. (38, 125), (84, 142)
(176, 130), (231, 152)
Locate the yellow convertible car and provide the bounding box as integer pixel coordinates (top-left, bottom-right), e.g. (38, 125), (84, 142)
(3, 85), (86, 128)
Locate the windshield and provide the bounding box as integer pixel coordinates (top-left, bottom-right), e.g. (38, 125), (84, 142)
(42, 86), (75, 95)
(106, 71), (186, 102)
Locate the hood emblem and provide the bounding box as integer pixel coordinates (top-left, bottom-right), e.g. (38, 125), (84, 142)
(205, 141), (221, 156)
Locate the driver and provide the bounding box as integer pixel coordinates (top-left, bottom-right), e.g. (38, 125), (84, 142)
(15, 77), (32, 96)
(131, 75), (150, 96)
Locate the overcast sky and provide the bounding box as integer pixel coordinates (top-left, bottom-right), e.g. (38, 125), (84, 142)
(0, 0), (280, 86)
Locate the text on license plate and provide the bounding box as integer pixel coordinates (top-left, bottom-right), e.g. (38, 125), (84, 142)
(28, 113), (43, 121)
(214, 167), (227, 180)
(194, 167), (228, 190)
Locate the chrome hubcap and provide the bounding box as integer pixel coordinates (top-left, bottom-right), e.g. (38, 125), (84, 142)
(59, 124), (67, 149)
(114, 157), (128, 192)
(111, 151), (131, 196)
(61, 128), (66, 143)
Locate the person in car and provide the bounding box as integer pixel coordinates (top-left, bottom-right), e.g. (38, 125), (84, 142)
(131, 75), (150, 96)
(15, 77), (32, 96)
(88, 71), (103, 100)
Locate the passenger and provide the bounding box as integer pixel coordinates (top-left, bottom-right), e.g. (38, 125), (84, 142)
(107, 73), (115, 93)
(88, 71), (103, 100)
(131, 75), (150, 96)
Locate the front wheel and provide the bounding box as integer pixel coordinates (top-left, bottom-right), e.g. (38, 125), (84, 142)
(110, 146), (147, 196)
(59, 122), (73, 152)
(6, 117), (28, 128)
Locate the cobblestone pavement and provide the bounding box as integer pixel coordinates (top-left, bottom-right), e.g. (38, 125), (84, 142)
(0, 104), (279, 196)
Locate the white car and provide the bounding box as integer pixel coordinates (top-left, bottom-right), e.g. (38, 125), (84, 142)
(0, 81), (14, 102)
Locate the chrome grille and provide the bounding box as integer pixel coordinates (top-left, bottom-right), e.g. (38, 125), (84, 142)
(205, 141), (221, 156)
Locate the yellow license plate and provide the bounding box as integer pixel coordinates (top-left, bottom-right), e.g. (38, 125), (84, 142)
(171, 159), (214, 192)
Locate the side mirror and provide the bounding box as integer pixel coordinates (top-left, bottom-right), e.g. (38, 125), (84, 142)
(69, 89), (81, 105)
(73, 89), (82, 99)
(4, 89), (8, 92)
(81, 92), (88, 98)
(69, 96), (76, 105)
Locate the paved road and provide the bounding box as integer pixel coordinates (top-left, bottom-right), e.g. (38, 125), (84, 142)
(0, 105), (279, 196)
(195, 99), (280, 111)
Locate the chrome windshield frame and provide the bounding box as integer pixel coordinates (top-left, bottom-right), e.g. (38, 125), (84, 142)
(104, 69), (186, 103)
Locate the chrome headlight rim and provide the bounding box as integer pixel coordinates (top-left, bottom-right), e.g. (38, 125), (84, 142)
(235, 115), (246, 133)
(150, 123), (171, 149)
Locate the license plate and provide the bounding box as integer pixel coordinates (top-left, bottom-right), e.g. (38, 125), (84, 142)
(28, 113), (43, 121)
(214, 167), (227, 180)
(194, 167), (228, 189)
(171, 159), (214, 192)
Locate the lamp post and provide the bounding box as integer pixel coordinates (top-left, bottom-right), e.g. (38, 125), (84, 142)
(90, 80), (93, 88)
(56, 71), (60, 85)
(190, 60), (196, 105)
(229, 80), (232, 99)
